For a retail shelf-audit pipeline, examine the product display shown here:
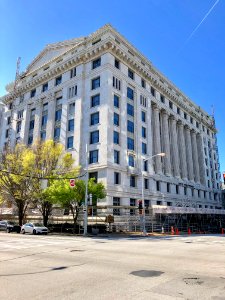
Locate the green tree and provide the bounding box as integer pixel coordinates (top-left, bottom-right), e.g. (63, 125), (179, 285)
(31, 140), (80, 226)
(0, 144), (37, 225)
(44, 178), (106, 231)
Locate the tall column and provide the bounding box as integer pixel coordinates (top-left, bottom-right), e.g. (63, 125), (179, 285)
(33, 100), (42, 141)
(170, 116), (180, 178)
(152, 104), (162, 174)
(191, 130), (200, 183)
(46, 97), (55, 140)
(197, 134), (206, 185)
(161, 110), (171, 176)
(177, 121), (188, 180)
(184, 126), (194, 181)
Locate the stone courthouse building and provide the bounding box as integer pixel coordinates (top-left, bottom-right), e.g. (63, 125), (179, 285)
(0, 24), (222, 217)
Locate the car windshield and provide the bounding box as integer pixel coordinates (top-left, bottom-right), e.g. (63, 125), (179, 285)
(33, 223), (44, 227)
(8, 221), (14, 225)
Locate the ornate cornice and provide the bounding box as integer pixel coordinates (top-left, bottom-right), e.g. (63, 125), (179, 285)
(1, 24), (216, 132)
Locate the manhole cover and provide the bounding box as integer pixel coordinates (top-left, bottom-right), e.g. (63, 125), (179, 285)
(130, 270), (164, 278)
(183, 277), (204, 285)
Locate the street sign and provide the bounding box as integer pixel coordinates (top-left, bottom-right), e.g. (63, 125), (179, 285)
(69, 179), (75, 188)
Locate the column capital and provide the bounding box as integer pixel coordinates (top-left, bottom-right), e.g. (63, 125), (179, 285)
(177, 120), (184, 127)
(152, 102), (159, 111)
(161, 109), (169, 117)
(184, 125), (191, 131)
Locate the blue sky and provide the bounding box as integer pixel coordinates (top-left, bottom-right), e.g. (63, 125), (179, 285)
(0, 0), (224, 174)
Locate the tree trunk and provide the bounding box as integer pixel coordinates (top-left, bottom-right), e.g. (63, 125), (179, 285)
(42, 201), (52, 227)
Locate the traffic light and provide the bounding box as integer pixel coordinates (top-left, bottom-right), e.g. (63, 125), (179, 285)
(223, 173), (225, 185)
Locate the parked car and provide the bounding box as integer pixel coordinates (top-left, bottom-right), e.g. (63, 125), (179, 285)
(0, 220), (21, 233)
(21, 223), (48, 235)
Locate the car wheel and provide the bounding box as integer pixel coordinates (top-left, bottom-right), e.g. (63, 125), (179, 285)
(33, 229), (36, 235)
(21, 229), (25, 234)
(7, 228), (10, 233)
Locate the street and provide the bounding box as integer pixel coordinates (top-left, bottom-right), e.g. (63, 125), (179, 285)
(0, 233), (225, 300)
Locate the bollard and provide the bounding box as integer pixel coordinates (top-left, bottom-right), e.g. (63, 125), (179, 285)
(188, 228), (191, 235)
(175, 228), (179, 235)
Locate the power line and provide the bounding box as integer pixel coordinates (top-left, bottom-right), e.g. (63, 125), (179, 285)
(0, 169), (86, 180)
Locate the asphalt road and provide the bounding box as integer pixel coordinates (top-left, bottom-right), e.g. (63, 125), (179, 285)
(0, 233), (225, 300)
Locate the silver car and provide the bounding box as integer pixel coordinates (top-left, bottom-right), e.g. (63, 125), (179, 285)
(21, 223), (48, 235)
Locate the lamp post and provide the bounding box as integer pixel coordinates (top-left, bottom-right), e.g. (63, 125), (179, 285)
(141, 152), (165, 235)
(83, 143), (89, 236)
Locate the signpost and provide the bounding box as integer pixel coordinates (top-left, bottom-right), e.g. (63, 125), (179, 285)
(69, 179), (75, 188)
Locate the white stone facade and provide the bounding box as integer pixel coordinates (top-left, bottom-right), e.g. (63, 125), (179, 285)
(0, 24), (222, 211)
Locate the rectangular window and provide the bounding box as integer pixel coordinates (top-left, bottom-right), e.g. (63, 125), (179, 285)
(176, 185), (179, 194)
(5, 129), (9, 138)
(7, 116), (11, 125)
(92, 57), (101, 69)
(127, 120), (134, 133)
(30, 89), (36, 98)
(42, 83), (48, 92)
(113, 197), (120, 215)
(43, 103), (48, 112)
(67, 136), (74, 149)
(54, 127), (61, 140)
(144, 178), (149, 189)
(68, 119), (74, 132)
(112, 76), (121, 90)
(141, 111), (146, 122)
(114, 172), (120, 185)
(28, 135), (33, 145)
(89, 172), (98, 182)
(91, 94), (100, 107)
(184, 186), (187, 195)
(70, 67), (76, 78)
(167, 183), (170, 193)
(114, 150), (120, 164)
(90, 112), (99, 125)
(41, 115), (48, 128)
(17, 110), (24, 119)
(114, 94), (120, 108)
(128, 155), (134, 167)
(68, 102), (75, 115)
(40, 131), (46, 141)
(90, 130), (99, 144)
(127, 103), (134, 116)
(113, 131), (119, 144)
(140, 95), (147, 107)
(130, 175), (136, 187)
(160, 95), (165, 103)
(142, 142), (147, 154)
(184, 112), (187, 119)
(89, 150), (99, 164)
(92, 77), (100, 90)
(55, 110), (62, 122)
(190, 117), (193, 124)
(141, 79), (146, 88)
(127, 137), (134, 150)
(55, 75), (62, 86)
(156, 181), (160, 191)
(130, 198), (136, 215)
(29, 120), (35, 130)
(128, 69), (134, 80)
(115, 59), (120, 69)
(143, 160), (148, 172)
(16, 121), (22, 133)
(151, 87), (155, 97)
(114, 113), (120, 126)
(127, 87), (134, 100)
(142, 127), (146, 138)
(177, 107), (180, 114)
(169, 101), (173, 109)
(68, 85), (77, 99)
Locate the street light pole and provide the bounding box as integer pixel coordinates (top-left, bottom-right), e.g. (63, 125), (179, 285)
(83, 143), (89, 236)
(141, 152), (165, 236)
